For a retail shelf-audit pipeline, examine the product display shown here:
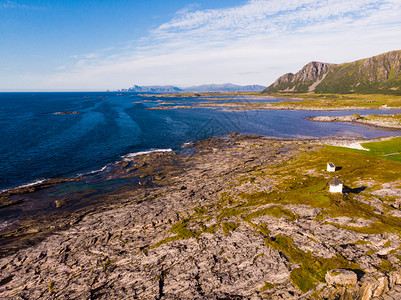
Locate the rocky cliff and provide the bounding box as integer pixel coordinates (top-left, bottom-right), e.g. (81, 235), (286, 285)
(264, 50), (401, 94)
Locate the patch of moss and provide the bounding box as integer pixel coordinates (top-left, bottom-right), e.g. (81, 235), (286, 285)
(265, 235), (360, 293)
(221, 222), (239, 235)
(244, 205), (297, 221)
(219, 192), (236, 207)
(366, 249), (375, 255)
(194, 207), (208, 215)
(202, 223), (219, 234)
(217, 207), (246, 221)
(355, 240), (370, 245)
(377, 259), (394, 273)
(237, 176), (256, 184)
(260, 282), (279, 292)
(151, 218), (200, 248)
(48, 281), (54, 293)
(170, 218), (198, 239)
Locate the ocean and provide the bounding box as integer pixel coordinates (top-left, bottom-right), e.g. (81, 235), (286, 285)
(1, 92), (401, 191)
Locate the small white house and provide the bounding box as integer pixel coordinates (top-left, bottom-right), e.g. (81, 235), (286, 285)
(329, 179), (343, 193)
(327, 162), (336, 172)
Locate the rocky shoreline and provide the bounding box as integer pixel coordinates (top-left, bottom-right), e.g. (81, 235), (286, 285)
(308, 114), (401, 129)
(198, 102), (399, 111)
(1, 135), (401, 299)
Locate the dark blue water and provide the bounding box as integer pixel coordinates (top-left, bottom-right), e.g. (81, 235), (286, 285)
(1, 92), (401, 191)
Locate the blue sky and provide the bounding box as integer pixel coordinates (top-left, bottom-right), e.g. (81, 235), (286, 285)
(1, 0), (401, 91)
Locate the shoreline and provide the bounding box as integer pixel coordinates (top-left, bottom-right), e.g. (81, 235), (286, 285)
(308, 113), (401, 129)
(143, 91), (401, 112)
(1, 134), (401, 298)
(0, 135), (369, 252)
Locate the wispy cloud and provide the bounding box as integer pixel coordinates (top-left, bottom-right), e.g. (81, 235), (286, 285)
(36, 0), (401, 90)
(0, 0), (41, 10)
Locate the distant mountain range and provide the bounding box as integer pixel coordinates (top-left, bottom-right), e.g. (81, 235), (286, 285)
(119, 83), (266, 93)
(183, 83), (266, 92)
(120, 50), (401, 95)
(119, 85), (183, 93)
(263, 50), (401, 94)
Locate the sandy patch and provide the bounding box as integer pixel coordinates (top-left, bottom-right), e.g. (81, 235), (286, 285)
(344, 142), (370, 151)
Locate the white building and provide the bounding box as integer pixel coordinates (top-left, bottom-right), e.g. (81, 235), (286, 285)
(327, 162), (336, 172)
(329, 179), (343, 193)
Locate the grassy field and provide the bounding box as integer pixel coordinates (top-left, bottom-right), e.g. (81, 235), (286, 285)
(267, 93), (401, 109)
(334, 137), (401, 163)
(197, 93), (401, 111)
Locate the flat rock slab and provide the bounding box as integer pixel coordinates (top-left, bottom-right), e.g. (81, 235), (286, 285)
(325, 269), (358, 286)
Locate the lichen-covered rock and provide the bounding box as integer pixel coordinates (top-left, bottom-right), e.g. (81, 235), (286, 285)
(325, 269), (358, 286)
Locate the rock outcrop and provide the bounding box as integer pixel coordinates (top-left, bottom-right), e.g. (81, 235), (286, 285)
(325, 269), (358, 286)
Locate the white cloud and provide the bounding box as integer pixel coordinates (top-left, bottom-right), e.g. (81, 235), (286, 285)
(0, 0), (41, 10)
(15, 0), (401, 90)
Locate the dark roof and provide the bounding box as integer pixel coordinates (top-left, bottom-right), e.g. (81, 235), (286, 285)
(329, 179), (343, 186)
(328, 163), (335, 168)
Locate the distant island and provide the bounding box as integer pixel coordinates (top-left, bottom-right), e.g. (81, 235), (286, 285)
(118, 83), (266, 93)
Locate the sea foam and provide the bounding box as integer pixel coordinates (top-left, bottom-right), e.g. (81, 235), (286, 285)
(122, 149), (173, 161)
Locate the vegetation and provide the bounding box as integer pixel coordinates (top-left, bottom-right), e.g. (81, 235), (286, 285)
(221, 222), (239, 235)
(150, 138), (401, 293)
(260, 282), (279, 292)
(263, 50), (401, 95)
(331, 137), (401, 163)
(266, 235), (359, 293)
(361, 137), (401, 162)
(263, 93), (401, 109)
(361, 113), (401, 126)
(202, 93), (401, 111)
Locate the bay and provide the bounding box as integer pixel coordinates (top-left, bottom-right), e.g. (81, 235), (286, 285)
(0, 92), (400, 191)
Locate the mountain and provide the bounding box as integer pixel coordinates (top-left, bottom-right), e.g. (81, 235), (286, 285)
(119, 84), (266, 93)
(183, 83), (266, 92)
(263, 50), (401, 94)
(121, 85), (184, 93)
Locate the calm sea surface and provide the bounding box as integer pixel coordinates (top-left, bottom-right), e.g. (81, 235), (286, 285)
(1, 92), (401, 191)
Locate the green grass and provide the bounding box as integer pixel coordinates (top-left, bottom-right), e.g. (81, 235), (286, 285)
(360, 137), (401, 162)
(244, 205), (298, 222)
(260, 282), (279, 292)
(261, 93), (401, 109)
(265, 235), (359, 292)
(240, 145), (401, 233)
(217, 207), (246, 221)
(221, 222), (239, 235)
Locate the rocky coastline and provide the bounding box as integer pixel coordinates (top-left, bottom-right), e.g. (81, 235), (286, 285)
(1, 135), (401, 299)
(198, 102), (399, 111)
(308, 114), (401, 129)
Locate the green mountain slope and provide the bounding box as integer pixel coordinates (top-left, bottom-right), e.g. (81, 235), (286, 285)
(263, 50), (401, 94)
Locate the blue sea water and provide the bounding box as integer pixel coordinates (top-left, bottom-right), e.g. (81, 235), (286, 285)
(1, 92), (401, 191)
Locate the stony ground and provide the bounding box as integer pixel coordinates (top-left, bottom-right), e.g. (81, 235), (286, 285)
(308, 114), (401, 129)
(0, 135), (401, 299)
